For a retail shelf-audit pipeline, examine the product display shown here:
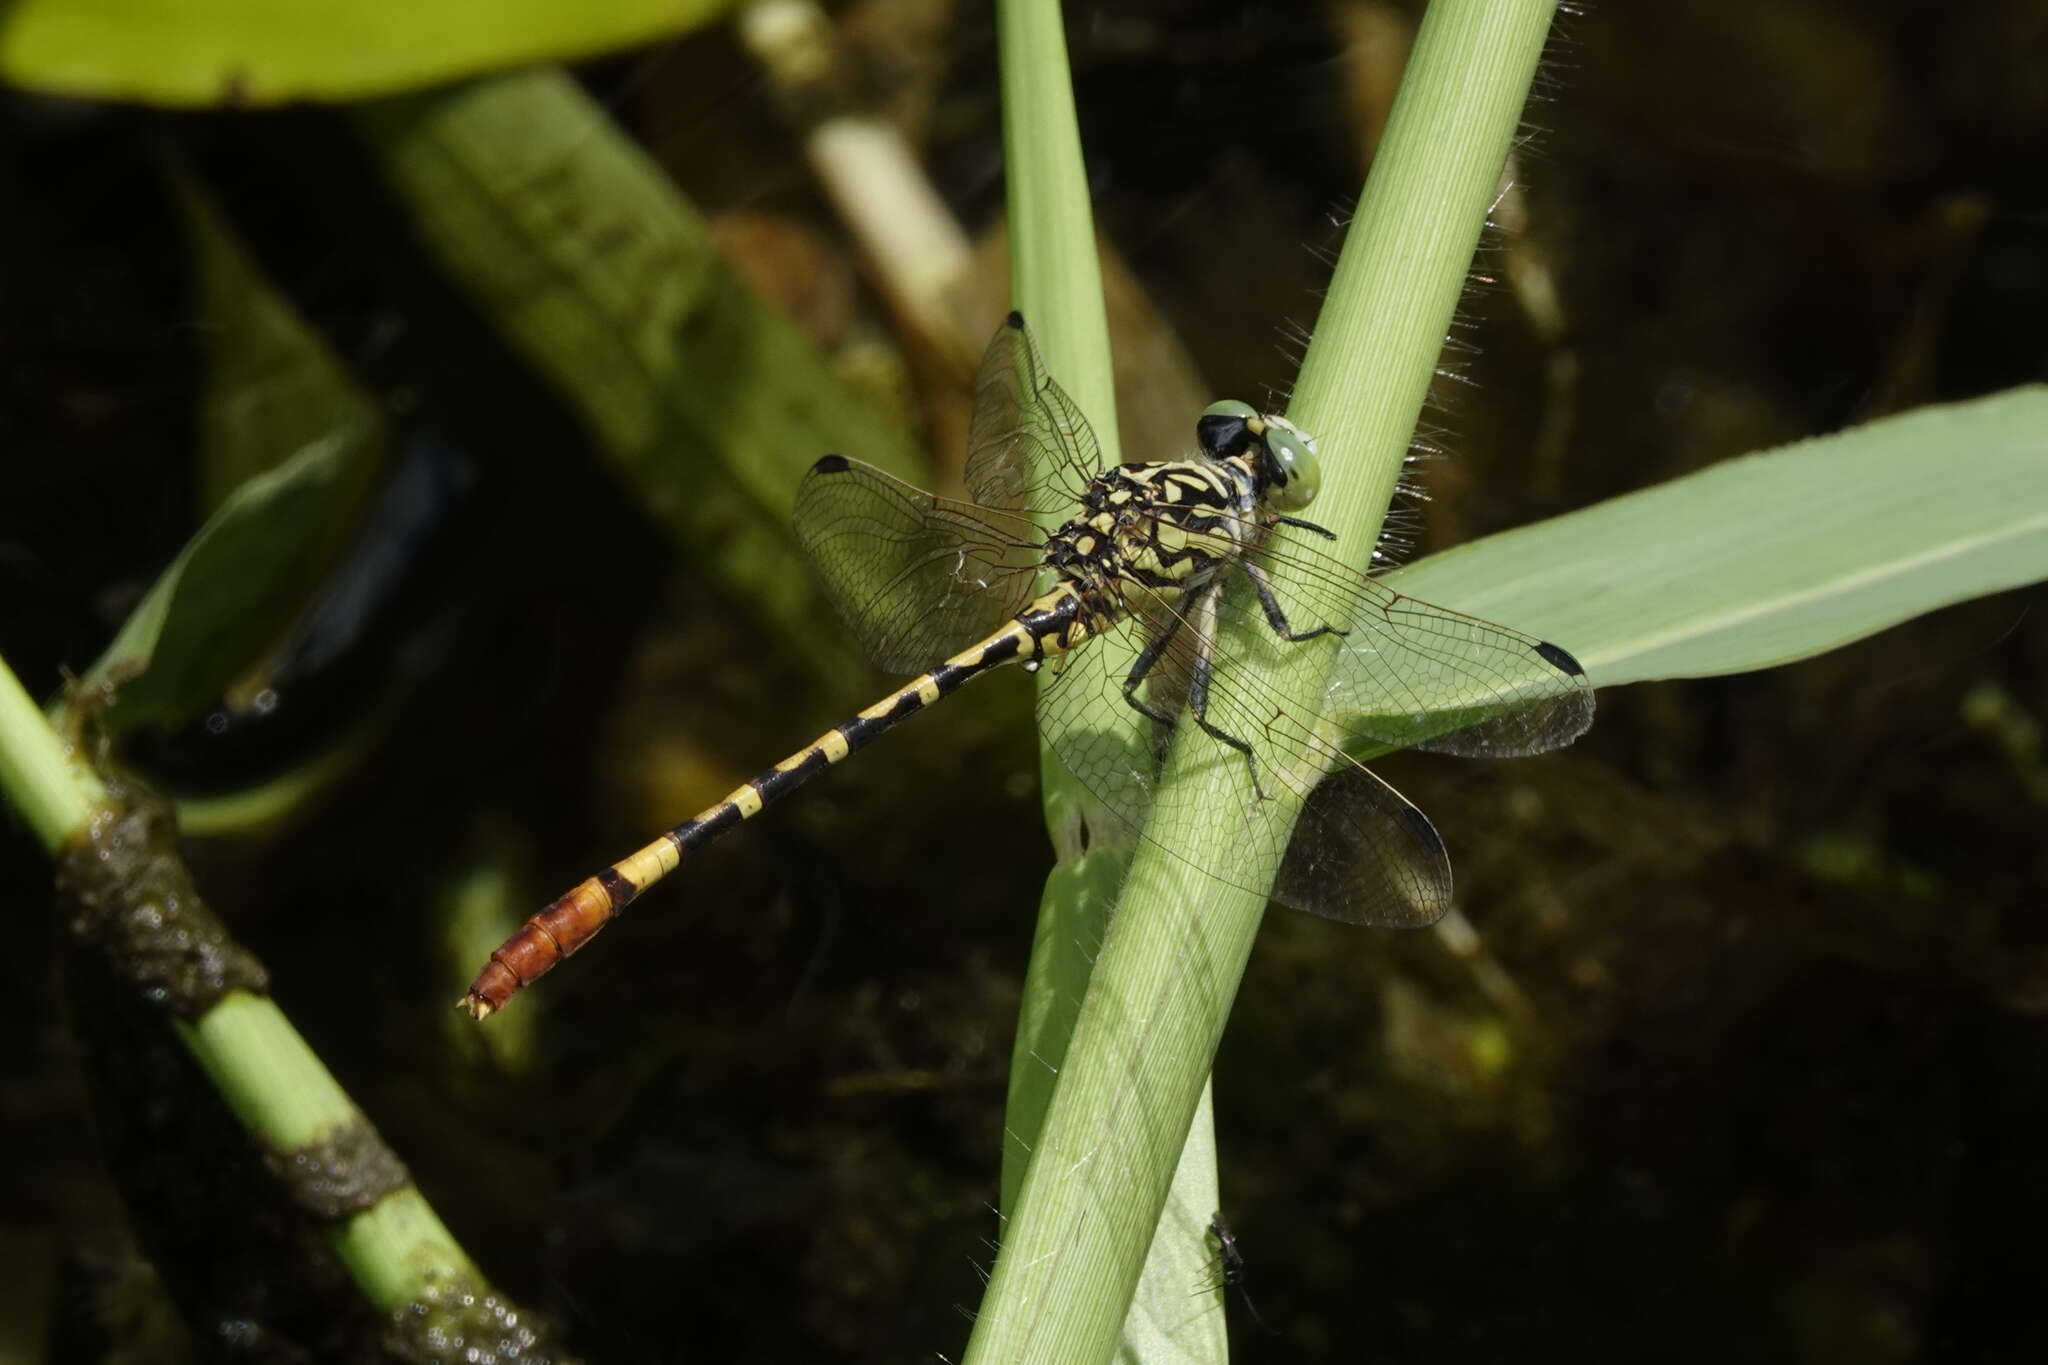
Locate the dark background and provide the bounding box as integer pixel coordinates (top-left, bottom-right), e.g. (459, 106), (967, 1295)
(4, 1), (2046, 1360)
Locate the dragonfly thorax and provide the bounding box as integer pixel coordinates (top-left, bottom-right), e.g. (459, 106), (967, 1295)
(1038, 402), (1322, 613)
(1042, 457), (1263, 608)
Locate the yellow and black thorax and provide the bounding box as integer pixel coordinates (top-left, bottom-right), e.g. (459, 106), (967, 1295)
(1043, 455), (1264, 615)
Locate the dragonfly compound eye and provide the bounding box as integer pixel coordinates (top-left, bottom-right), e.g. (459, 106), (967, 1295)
(1197, 399), (1258, 458)
(1262, 420), (1322, 511)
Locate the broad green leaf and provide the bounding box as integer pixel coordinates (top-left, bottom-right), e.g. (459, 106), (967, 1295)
(350, 71), (921, 682)
(71, 181), (385, 738)
(1385, 386), (2048, 689)
(77, 423), (380, 737)
(0, 0), (728, 108)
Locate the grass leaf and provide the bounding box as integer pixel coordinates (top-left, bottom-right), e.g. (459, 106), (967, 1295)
(1385, 386), (2048, 688)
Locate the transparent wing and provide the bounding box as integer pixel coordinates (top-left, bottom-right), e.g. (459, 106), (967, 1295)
(793, 455), (1043, 674)
(1034, 580), (1453, 927)
(965, 312), (1108, 518)
(1273, 766), (1451, 928)
(1241, 531), (1594, 758)
(1033, 518), (1591, 926)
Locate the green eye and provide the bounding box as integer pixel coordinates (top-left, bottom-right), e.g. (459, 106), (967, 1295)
(1264, 422), (1321, 511)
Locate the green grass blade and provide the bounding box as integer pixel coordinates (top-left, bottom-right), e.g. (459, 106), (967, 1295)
(995, 4), (1210, 1358)
(994, 0), (1130, 1206)
(1384, 386), (2048, 686)
(999, 5), (1118, 473)
(969, 2), (1564, 1362)
(0, 652), (519, 1334)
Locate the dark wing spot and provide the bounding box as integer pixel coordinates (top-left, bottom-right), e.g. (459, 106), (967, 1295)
(814, 453), (851, 474)
(1400, 802), (1448, 858)
(1532, 640), (1587, 678)
(1006, 309), (1026, 330)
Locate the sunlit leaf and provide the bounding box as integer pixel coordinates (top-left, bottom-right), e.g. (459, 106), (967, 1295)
(0, 0), (730, 108)
(1386, 386), (2048, 691)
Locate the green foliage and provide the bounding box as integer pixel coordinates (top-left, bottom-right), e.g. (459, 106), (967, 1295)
(0, 0), (730, 106)
(1, 4), (2042, 1360)
(990, 4), (1226, 1360)
(78, 424), (382, 739)
(1386, 387), (2048, 688)
(975, 2), (1568, 1362)
(350, 71), (923, 681)
(72, 184), (387, 742)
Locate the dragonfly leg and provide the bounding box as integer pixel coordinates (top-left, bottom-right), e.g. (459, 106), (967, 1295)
(1121, 605), (1189, 727)
(1272, 513), (1337, 540)
(1185, 590), (1270, 800)
(1241, 560), (1345, 642)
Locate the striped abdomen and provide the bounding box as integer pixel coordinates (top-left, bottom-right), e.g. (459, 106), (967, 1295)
(460, 587), (1093, 1019)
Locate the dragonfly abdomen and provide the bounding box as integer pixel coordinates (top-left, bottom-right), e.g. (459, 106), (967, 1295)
(459, 588), (1090, 1019)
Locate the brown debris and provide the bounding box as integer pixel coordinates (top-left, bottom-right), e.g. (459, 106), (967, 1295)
(263, 1120), (413, 1223)
(55, 776), (269, 1019)
(386, 1276), (582, 1365)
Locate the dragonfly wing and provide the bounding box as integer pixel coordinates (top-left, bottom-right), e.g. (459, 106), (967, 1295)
(1246, 538), (1595, 759)
(1034, 604), (1171, 845)
(1036, 523), (1589, 924)
(1408, 634), (1594, 757)
(1035, 586), (1457, 924)
(966, 312), (1107, 518)
(1033, 580), (1384, 909)
(1274, 764), (1451, 927)
(794, 455), (1042, 674)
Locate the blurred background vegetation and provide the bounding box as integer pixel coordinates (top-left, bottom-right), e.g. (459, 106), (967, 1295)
(2, 0), (2045, 1359)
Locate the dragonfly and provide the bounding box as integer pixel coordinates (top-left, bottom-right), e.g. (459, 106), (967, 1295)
(460, 312), (1593, 1019)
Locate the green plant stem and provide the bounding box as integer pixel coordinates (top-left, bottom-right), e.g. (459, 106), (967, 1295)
(998, 3), (1118, 473)
(181, 993), (481, 1311)
(0, 649), (484, 1316)
(994, 0), (1132, 1206)
(995, 7), (1224, 1357)
(967, 1), (1562, 1360)
(0, 656), (100, 851)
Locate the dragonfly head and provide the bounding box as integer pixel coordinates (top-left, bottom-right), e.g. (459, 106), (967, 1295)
(1196, 401), (1322, 512)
